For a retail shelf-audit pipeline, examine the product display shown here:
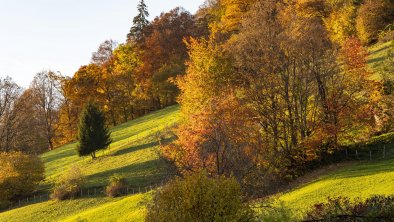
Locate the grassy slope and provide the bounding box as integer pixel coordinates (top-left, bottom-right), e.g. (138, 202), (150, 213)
(42, 105), (180, 189)
(0, 105), (180, 222)
(0, 42), (393, 222)
(278, 158), (394, 218)
(0, 194), (148, 222)
(368, 40), (393, 79)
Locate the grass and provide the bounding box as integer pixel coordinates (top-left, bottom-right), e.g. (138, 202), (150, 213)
(0, 41), (393, 222)
(0, 193), (149, 222)
(0, 105), (180, 222)
(42, 105), (180, 189)
(368, 40), (393, 79)
(277, 158), (394, 219)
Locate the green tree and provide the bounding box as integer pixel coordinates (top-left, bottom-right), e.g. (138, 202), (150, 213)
(127, 0), (149, 42)
(145, 171), (253, 222)
(77, 103), (111, 159)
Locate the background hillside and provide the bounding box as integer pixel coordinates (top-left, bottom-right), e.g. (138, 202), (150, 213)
(0, 105), (179, 222)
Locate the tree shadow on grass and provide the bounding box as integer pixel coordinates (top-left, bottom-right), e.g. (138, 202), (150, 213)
(113, 137), (176, 157)
(370, 44), (390, 56)
(319, 158), (394, 180)
(368, 56), (386, 66)
(42, 143), (78, 164)
(113, 141), (160, 156)
(84, 159), (165, 187)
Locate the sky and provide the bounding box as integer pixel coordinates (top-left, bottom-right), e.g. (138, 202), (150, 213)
(0, 0), (204, 87)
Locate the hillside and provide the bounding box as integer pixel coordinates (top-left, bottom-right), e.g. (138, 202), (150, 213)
(43, 105), (179, 189)
(273, 41), (394, 219)
(368, 40), (393, 79)
(0, 105), (180, 222)
(276, 157), (394, 219)
(0, 41), (393, 222)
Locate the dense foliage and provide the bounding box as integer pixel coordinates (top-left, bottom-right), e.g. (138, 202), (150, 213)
(161, 0), (394, 196)
(0, 152), (44, 209)
(0, 0), (393, 216)
(145, 172), (253, 222)
(305, 195), (394, 221)
(77, 103), (112, 159)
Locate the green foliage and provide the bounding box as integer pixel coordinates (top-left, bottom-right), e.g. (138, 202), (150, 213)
(127, 0), (149, 42)
(305, 195), (394, 221)
(0, 152), (44, 209)
(77, 103), (112, 159)
(356, 0), (394, 44)
(51, 166), (85, 201)
(146, 172), (253, 222)
(105, 174), (127, 197)
(254, 202), (294, 222)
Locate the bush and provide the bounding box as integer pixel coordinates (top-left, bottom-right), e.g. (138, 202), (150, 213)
(0, 152), (44, 209)
(305, 195), (394, 221)
(145, 171), (253, 222)
(51, 166), (85, 201)
(356, 0), (394, 44)
(105, 174), (127, 197)
(255, 202), (295, 222)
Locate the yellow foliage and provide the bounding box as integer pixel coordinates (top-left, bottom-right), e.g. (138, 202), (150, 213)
(0, 152), (44, 208)
(324, 4), (357, 45)
(210, 0), (253, 36)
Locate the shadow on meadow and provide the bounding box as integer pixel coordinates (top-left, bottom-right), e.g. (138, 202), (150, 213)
(84, 159), (164, 187)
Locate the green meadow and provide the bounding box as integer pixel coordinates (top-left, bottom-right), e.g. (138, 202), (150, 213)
(0, 105), (179, 222)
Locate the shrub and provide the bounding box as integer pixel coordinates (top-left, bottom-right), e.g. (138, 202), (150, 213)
(255, 202), (295, 222)
(145, 171), (253, 222)
(51, 166), (85, 201)
(0, 152), (44, 209)
(305, 195), (394, 221)
(356, 0), (394, 44)
(105, 174), (127, 197)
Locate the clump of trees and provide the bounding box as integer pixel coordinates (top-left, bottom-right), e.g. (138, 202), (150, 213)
(0, 152), (44, 209)
(77, 103), (111, 159)
(161, 0), (393, 196)
(145, 171), (253, 222)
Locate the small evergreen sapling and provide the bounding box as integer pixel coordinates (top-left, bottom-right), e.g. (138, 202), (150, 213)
(77, 103), (112, 159)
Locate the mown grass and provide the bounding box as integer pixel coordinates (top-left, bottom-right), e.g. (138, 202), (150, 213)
(0, 105), (179, 222)
(368, 40), (393, 79)
(277, 157), (394, 219)
(42, 105), (180, 189)
(0, 193), (149, 222)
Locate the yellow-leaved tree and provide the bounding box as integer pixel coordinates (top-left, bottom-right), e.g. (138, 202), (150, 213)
(0, 152), (44, 209)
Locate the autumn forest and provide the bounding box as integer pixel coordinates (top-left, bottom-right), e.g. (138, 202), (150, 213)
(1, 0), (394, 221)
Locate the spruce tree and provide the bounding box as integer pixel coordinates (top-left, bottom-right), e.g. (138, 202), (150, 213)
(127, 0), (149, 42)
(77, 103), (112, 159)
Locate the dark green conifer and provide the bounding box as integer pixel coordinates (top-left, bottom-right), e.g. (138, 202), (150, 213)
(77, 103), (112, 159)
(127, 0), (150, 42)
